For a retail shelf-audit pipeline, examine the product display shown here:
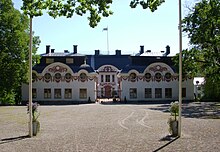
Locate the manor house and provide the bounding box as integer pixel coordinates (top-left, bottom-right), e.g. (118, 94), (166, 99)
(22, 45), (194, 104)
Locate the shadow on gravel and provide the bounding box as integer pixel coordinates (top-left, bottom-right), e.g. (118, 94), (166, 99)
(149, 102), (220, 119)
(0, 135), (29, 145)
(153, 136), (179, 152)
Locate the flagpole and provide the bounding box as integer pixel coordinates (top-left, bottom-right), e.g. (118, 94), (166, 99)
(178, 0), (182, 137)
(107, 26), (109, 55)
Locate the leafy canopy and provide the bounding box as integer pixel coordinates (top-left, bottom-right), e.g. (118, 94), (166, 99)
(21, 0), (165, 28)
(173, 0), (220, 99)
(130, 0), (165, 12)
(21, 0), (114, 28)
(0, 0), (41, 104)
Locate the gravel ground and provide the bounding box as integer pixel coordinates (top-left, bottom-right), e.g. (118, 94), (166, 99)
(0, 102), (220, 152)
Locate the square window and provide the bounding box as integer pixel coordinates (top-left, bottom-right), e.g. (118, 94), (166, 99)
(112, 75), (115, 82)
(65, 89), (72, 99)
(66, 58), (74, 64)
(155, 88), (162, 98)
(101, 75), (104, 82)
(46, 58), (54, 64)
(32, 88), (37, 98)
(105, 75), (110, 82)
(54, 89), (61, 99)
(145, 88), (152, 98)
(182, 88), (186, 97)
(165, 88), (172, 98)
(44, 89), (51, 99)
(80, 89), (87, 99)
(130, 88), (137, 99)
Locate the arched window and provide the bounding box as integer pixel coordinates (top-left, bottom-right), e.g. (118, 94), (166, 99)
(155, 73), (162, 82)
(129, 73), (137, 81)
(44, 73), (51, 82)
(165, 72), (172, 81)
(65, 73), (72, 82)
(144, 73), (151, 81)
(80, 73), (87, 81)
(55, 73), (61, 80)
(32, 73), (37, 82)
(54, 73), (62, 82)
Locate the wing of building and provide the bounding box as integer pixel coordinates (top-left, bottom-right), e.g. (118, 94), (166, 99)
(22, 45), (194, 104)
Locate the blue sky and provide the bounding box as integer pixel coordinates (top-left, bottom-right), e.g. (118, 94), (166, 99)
(13, 0), (193, 56)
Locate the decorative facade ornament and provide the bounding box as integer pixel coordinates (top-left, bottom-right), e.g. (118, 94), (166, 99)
(48, 65), (67, 73)
(99, 66), (117, 72)
(149, 65), (168, 73)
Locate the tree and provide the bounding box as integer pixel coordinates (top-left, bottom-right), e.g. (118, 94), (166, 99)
(173, 0), (220, 99)
(130, 0), (165, 12)
(21, 0), (114, 28)
(21, 0), (165, 28)
(0, 0), (40, 105)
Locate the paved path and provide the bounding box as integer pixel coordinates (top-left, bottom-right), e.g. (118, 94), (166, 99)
(0, 103), (220, 152)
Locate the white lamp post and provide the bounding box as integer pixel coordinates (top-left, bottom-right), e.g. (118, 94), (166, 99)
(29, 16), (33, 137)
(178, 0), (183, 137)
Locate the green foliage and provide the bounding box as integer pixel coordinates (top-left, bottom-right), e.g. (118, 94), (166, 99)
(203, 77), (220, 100)
(182, 0), (220, 78)
(32, 34), (41, 65)
(0, 90), (16, 105)
(130, 0), (165, 12)
(169, 101), (179, 121)
(172, 48), (204, 78)
(173, 0), (220, 99)
(0, 0), (41, 105)
(21, 0), (113, 28)
(0, 0), (28, 104)
(21, 0), (165, 28)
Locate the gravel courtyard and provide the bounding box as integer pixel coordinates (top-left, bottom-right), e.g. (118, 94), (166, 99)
(0, 102), (220, 152)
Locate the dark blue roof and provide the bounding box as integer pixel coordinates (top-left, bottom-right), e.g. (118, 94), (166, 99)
(33, 53), (176, 74)
(121, 56), (177, 73)
(121, 65), (146, 73)
(33, 64), (95, 73)
(86, 55), (131, 70)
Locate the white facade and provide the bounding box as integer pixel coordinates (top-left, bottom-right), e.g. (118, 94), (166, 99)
(120, 63), (194, 101)
(22, 45), (195, 104)
(22, 62), (97, 104)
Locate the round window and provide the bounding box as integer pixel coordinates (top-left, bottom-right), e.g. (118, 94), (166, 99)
(145, 73), (151, 80)
(165, 72), (172, 80)
(155, 73), (162, 80)
(32, 73), (37, 82)
(55, 73), (61, 80)
(65, 73), (71, 80)
(130, 73), (136, 80)
(44, 73), (51, 81)
(80, 73), (87, 81)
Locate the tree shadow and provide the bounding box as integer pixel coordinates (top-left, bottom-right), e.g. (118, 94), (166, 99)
(153, 135), (179, 152)
(182, 102), (220, 119)
(149, 102), (220, 119)
(0, 135), (30, 145)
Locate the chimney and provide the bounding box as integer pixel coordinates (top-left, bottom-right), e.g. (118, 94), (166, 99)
(95, 50), (100, 55)
(73, 45), (77, 54)
(165, 45), (170, 56)
(140, 45), (144, 54)
(115, 50), (121, 56)
(51, 49), (55, 53)
(46, 45), (50, 54)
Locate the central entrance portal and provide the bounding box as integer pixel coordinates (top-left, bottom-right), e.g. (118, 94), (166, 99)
(104, 85), (112, 98)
